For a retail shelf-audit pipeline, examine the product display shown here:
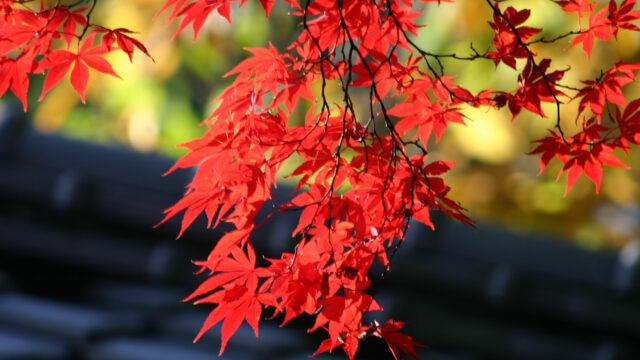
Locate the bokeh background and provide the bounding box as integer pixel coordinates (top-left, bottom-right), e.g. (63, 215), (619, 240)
(14, 0), (639, 250)
(2, 1), (640, 360)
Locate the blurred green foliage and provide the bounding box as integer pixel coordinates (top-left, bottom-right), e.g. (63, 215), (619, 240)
(10, 0), (640, 249)
(28, 0), (282, 158)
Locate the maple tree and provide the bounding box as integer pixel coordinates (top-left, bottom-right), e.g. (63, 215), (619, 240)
(2, 0), (640, 359)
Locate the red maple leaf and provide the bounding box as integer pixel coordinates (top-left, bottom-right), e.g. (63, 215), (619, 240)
(568, 7), (612, 57)
(96, 27), (154, 62)
(60, 7), (88, 48)
(576, 62), (640, 120)
(192, 282), (274, 355)
(555, 0), (595, 19)
(487, 6), (541, 69)
(185, 243), (271, 301)
(185, 243), (275, 354)
(558, 142), (629, 195)
(159, 0), (240, 40)
(390, 95), (466, 146)
(373, 319), (427, 360)
(39, 32), (120, 103)
(0, 47), (41, 110)
(14, 7), (66, 54)
(311, 292), (382, 360)
(259, 0), (275, 18)
(608, 0), (640, 37)
(505, 58), (566, 120)
(616, 97), (640, 145)
(529, 131), (571, 174)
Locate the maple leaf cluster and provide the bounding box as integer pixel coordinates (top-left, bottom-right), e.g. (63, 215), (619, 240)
(3, 0), (640, 359)
(0, 0), (151, 110)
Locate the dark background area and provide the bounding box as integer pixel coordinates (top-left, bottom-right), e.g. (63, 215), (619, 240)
(1, 103), (640, 360)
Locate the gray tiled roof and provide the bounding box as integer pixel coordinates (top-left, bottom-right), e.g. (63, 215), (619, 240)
(0, 102), (639, 360)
